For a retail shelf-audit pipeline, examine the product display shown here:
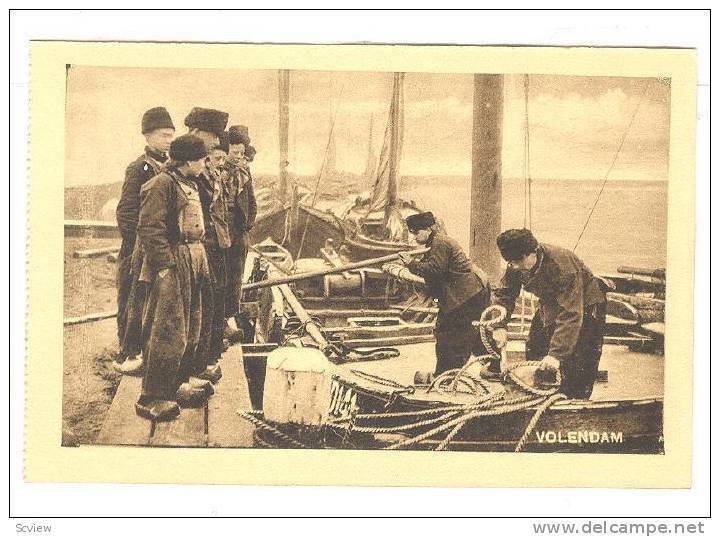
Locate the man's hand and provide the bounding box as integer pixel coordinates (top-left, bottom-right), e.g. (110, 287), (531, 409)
(158, 268), (171, 279)
(538, 355), (561, 373)
(397, 251), (414, 265)
(492, 328), (508, 348)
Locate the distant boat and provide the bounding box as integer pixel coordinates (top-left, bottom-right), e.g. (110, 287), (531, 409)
(275, 72), (424, 261)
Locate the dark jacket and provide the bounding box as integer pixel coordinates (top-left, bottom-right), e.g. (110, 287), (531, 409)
(224, 161), (257, 235)
(407, 230), (486, 312)
(492, 243), (607, 361)
(198, 167), (231, 249)
(137, 169), (200, 274)
(116, 147), (167, 256)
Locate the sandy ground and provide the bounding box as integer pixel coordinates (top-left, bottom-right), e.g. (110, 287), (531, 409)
(63, 237), (123, 445)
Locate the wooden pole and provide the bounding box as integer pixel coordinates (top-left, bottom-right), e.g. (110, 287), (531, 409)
(277, 284), (329, 350)
(278, 69), (290, 204)
(72, 245), (120, 258)
(64, 310), (117, 326)
(242, 247), (429, 292)
(470, 74), (504, 281)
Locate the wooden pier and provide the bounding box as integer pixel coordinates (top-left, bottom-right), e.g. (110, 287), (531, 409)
(96, 344), (256, 447)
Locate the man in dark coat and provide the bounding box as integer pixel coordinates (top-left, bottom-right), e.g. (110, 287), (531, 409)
(134, 134), (216, 421)
(399, 212), (492, 375)
(492, 228), (608, 398)
(184, 108), (230, 381)
(223, 125), (257, 331)
(114, 107), (175, 374)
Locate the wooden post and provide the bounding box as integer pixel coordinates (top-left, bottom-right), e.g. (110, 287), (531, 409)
(470, 74), (503, 280)
(278, 69), (290, 204)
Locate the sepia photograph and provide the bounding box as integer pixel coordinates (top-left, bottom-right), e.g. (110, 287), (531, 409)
(61, 63), (670, 454)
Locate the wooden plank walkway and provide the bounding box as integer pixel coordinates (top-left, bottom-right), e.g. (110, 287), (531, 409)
(96, 344), (255, 448)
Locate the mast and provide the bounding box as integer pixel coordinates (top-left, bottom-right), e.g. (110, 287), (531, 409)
(278, 69), (290, 204)
(385, 72), (404, 220)
(326, 122), (337, 177)
(469, 74), (503, 280)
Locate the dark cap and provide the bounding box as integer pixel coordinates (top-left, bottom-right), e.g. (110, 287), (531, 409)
(228, 124), (251, 146)
(169, 134), (208, 163)
(184, 107), (229, 138)
(405, 212), (436, 232)
(496, 228), (539, 262)
(245, 144), (256, 162)
(142, 107), (175, 134)
(214, 131), (229, 154)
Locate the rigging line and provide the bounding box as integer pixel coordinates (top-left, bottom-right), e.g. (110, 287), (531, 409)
(296, 87), (345, 258)
(572, 80), (650, 252)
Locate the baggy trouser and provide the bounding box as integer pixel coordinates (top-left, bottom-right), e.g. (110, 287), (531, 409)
(204, 241), (227, 363)
(139, 245), (213, 403)
(434, 291), (490, 375)
(224, 232), (249, 318)
(115, 251), (133, 352)
(525, 302), (607, 399)
(119, 244), (147, 359)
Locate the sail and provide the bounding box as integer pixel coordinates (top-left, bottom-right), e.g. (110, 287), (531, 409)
(367, 72), (404, 214)
(362, 117), (377, 184)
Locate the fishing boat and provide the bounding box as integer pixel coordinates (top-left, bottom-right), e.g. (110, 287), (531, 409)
(237, 246), (663, 453)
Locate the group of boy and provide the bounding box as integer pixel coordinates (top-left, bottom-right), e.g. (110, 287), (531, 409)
(114, 106), (257, 421)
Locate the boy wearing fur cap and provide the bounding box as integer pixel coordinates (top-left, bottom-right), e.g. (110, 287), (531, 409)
(134, 134), (217, 421)
(184, 107), (231, 381)
(492, 228), (608, 398)
(398, 212), (493, 375)
(114, 107), (175, 374)
(223, 125), (257, 331)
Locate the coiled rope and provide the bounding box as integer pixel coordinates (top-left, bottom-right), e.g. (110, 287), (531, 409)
(239, 411), (310, 449)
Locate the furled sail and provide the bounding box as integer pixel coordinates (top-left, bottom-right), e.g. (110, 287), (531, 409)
(367, 72), (404, 215)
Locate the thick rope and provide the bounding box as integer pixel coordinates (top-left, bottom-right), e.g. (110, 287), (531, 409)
(435, 419), (470, 451)
(239, 411), (310, 449)
(383, 396), (547, 451)
(506, 361), (562, 397)
(349, 369), (412, 391)
(326, 409), (465, 435)
(514, 393), (567, 452)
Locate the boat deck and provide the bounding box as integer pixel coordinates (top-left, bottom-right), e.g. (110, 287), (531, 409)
(96, 344), (255, 447)
(338, 341), (664, 402)
(96, 340), (663, 447)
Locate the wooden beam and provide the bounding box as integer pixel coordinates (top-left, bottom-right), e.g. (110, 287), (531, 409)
(73, 245), (120, 258)
(64, 310), (117, 326)
(242, 247), (428, 292)
(469, 74), (503, 280)
(95, 376), (152, 446)
(63, 311), (117, 326)
(207, 344), (256, 447)
(150, 407), (207, 447)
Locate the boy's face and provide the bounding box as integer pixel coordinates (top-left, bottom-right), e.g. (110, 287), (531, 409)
(145, 128), (175, 153)
(410, 228), (431, 244)
(209, 149), (227, 170)
(228, 143), (245, 164)
(507, 252), (537, 273)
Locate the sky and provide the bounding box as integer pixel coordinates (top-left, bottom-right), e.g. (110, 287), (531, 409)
(64, 67), (670, 186)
